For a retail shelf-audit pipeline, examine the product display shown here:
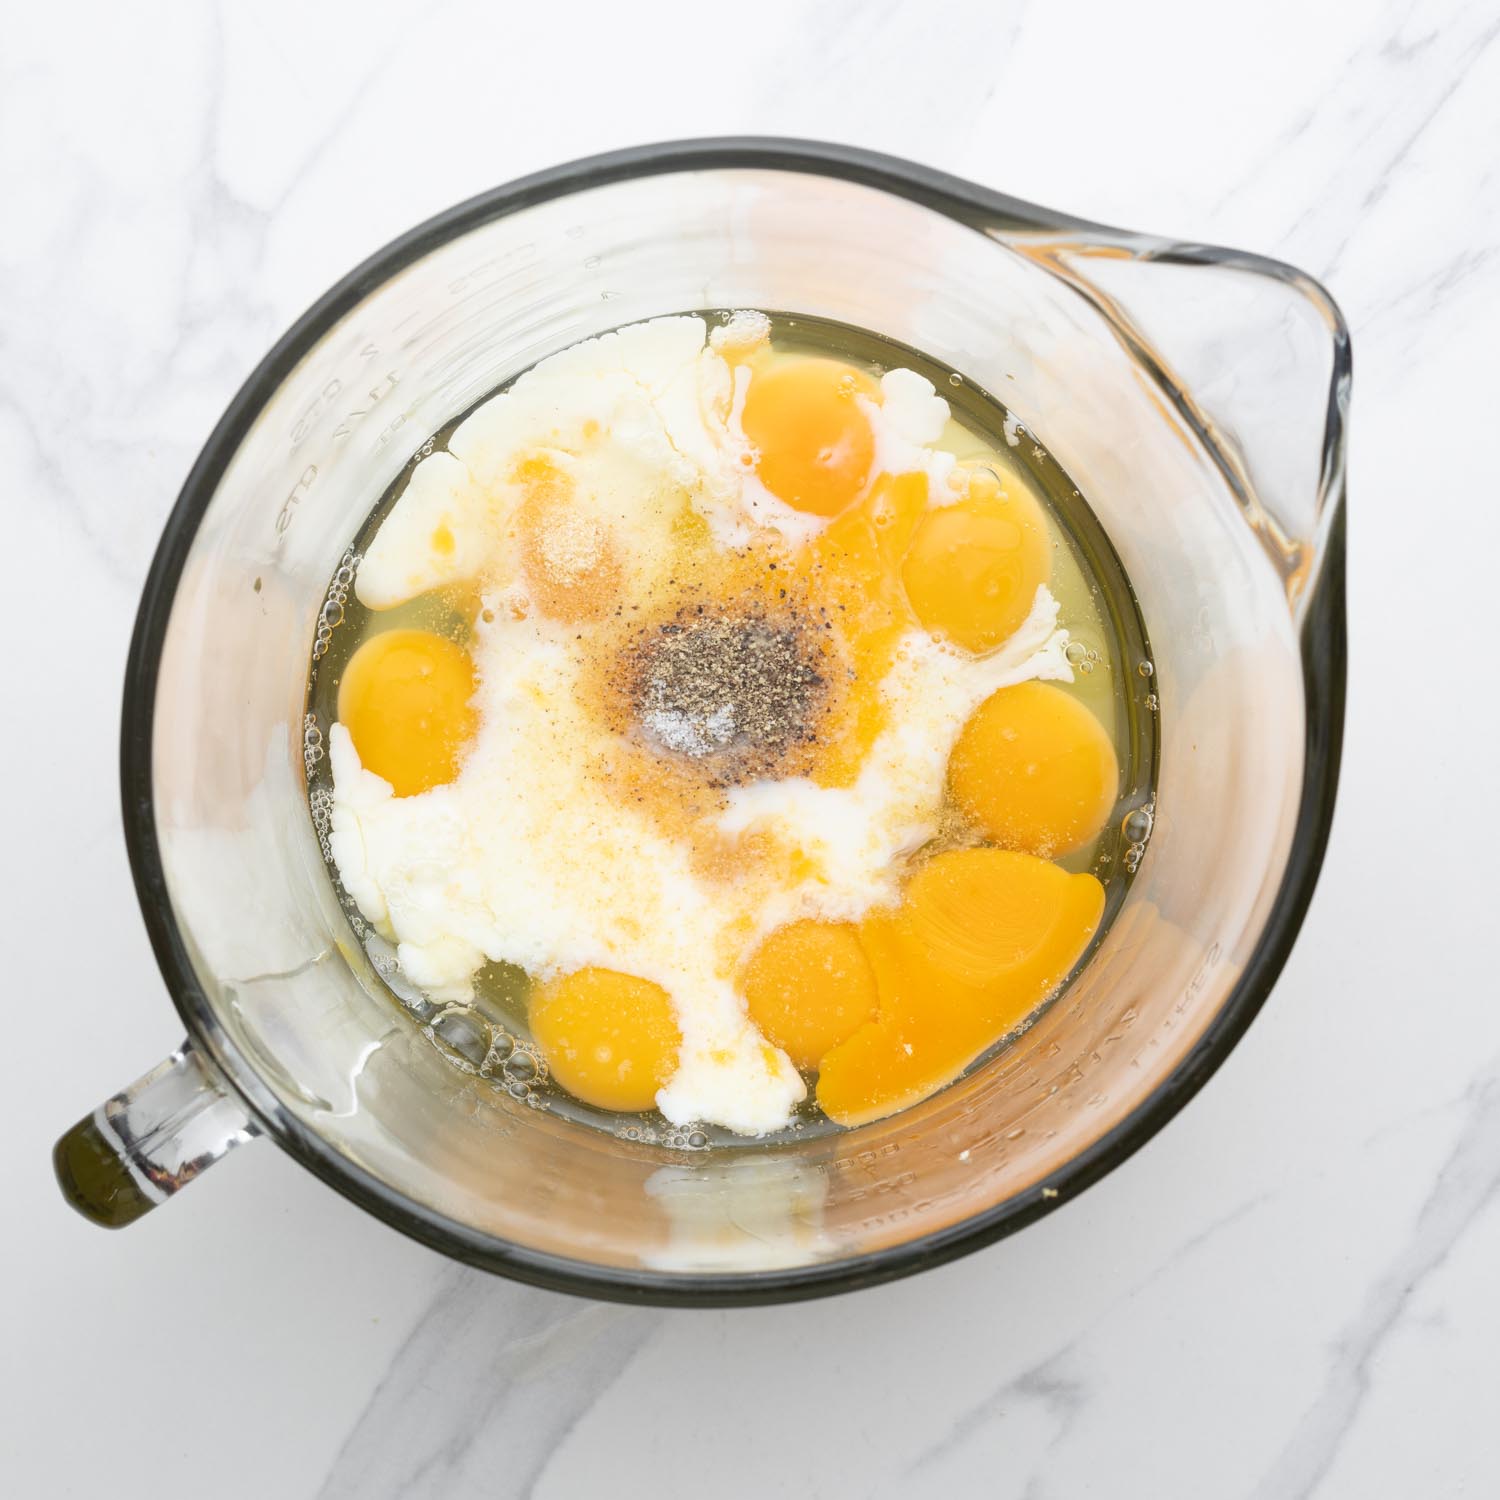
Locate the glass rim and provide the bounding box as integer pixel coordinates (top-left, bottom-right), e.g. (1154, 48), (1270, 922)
(118, 137), (1349, 1306)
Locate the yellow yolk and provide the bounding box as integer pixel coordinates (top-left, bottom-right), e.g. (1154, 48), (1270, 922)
(337, 629), (478, 797)
(529, 967), (682, 1113)
(901, 480), (1051, 653)
(741, 920), (879, 1071)
(816, 848), (1105, 1126)
(740, 358), (878, 517)
(949, 681), (1120, 857)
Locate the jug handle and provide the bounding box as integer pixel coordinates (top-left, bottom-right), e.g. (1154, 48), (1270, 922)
(53, 1041), (258, 1228)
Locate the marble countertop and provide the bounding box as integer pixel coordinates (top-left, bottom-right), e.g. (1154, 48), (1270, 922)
(5, 1), (1497, 1495)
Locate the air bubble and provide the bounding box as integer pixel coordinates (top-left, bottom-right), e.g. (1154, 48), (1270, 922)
(1137, 660), (1154, 678)
(503, 1050), (538, 1083)
(506, 1079), (530, 1099)
(312, 551), (359, 661)
(1145, 693), (1159, 711)
(948, 372), (962, 387)
(1121, 806), (1154, 843)
(482, 1033), (516, 1074)
(1065, 640), (1088, 666)
(302, 716), (325, 777)
(687, 1130), (709, 1150)
(309, 785), (334, 848)
(431, 1006), (490, 1068)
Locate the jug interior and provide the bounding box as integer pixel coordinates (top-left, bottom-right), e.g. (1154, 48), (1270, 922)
(140, 164), (1315, 1282)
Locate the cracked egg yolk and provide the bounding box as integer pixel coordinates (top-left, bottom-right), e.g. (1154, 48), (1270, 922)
(529, 967), (682, 1113)
(950, 681), (1119, 857)
(337, 629), (478, 797)
(740, 357), (879, 517)
(816, 848), (1105, 1126)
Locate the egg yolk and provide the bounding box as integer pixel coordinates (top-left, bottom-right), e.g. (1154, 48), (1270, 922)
(950, 681), (1119, 857)
(741, 920), (879, 1071)
(816, 848), (1104, 1126)
(529, 967), (682, 1113)
(901, 479), (1051, 652)
(337, 629), (478, 797)
(740, 358), (878, 517)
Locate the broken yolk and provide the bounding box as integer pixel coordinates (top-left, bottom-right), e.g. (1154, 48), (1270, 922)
(513, 453), (621, 622)
(793, 470), (931, 787)
(950, 681), (1120, 857)
(529, 967), (681, 1113)
(815, 848), (1104, 1126)
(741, 920), (879, 1071)
(740, 357), (878, 517)
(338, 629), (478, 797)
(901, 479), (1051, 652)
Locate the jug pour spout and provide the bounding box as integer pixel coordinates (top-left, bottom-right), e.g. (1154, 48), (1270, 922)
(1009, 234), (1350, 618)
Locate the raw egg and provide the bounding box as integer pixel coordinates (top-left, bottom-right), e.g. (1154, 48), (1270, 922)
(740, 357), (878, 517)
(949, 681), (1119, 856)
(816, 848), (1104, 1126)
(337, 629), (478, 797)
(330, 316), (1124, 1137)
(741, 920), (879, 1071)
(529, 967), (682, 1113)
(901, 478), (1051, 652)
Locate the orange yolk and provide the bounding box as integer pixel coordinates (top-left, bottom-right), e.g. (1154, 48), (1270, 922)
(529, 967), (682, 1113)
(950, 681), (1119, 857)
(740, 358), (878, 517)
(901, 479), (1051, 652)
(337, 629), (478, 797)
(741, 920), (879, 1071)
(816, 848), (1105, 1126)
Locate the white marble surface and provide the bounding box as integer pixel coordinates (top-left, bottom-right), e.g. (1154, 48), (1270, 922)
(4, 0), (1498, 1495)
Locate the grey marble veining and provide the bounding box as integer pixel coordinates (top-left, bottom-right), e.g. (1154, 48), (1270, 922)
(4, 1), (1497, 1496)
(316, 1273), (660, 1500)
(1252, 1062), (1500, 1500)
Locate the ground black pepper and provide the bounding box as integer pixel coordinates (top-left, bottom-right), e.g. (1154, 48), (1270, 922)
(626, 608), (826, 785)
